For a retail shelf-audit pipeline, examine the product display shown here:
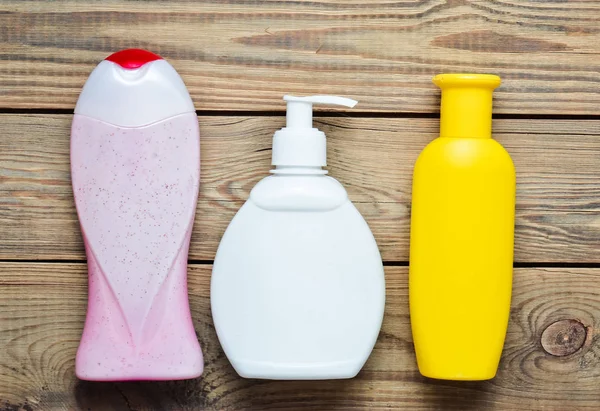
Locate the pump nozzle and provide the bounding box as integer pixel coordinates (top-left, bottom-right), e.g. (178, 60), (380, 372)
(272, 95), (358, 168)
(283, 95), (358, 129)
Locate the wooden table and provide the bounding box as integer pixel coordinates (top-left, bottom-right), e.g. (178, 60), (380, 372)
(1, 1), (600, 409)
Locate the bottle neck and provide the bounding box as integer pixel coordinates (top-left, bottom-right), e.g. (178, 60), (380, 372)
(439, 87), (493, 139)
(270, 165), (328, 175)
(434, 74), (500, 139)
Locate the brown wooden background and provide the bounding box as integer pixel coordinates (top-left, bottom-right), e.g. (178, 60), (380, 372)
(1, 1), (600, 410)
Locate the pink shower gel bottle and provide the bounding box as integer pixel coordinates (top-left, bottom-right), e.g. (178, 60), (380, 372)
(71, 49), (203, 381)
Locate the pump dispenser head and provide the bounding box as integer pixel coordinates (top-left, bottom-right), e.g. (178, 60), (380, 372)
(272, 95), (358, 168)
(434, 74), (501, 139)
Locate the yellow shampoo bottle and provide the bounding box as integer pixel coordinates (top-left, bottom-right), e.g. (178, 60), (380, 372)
(409, 74), (515, 380)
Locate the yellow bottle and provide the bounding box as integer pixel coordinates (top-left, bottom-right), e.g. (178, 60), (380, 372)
(409, 74), (515, 380)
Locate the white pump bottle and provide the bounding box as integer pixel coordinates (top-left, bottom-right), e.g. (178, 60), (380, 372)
(211, 95), (385, 380)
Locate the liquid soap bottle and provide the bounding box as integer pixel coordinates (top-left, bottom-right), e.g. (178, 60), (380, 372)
(211, 95), (386, 380)
(409, 74), (515, 380)
(71, 49), (203, 381)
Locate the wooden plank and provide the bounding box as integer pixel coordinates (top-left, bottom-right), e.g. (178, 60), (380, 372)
(0, 263), (598, 409)
(1, 1), (600, 114)
(1, 114), (599, 263)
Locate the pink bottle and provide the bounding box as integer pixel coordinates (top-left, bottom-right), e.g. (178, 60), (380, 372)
(71, 49), (203, 381)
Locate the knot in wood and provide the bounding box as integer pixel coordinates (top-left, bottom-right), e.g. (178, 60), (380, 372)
(541, 319), (587, 357)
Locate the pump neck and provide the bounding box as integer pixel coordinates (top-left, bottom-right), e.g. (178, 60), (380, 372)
(271, 95), (357, 168)
(271, 165), (328, 176)
(434, 74), (500, 139)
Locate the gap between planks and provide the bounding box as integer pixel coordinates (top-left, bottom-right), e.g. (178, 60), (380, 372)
(3, 108), (600, 121)
(1, 260), (600, 269)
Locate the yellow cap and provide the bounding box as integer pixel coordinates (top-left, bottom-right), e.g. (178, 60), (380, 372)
(433, 74), (501, 139)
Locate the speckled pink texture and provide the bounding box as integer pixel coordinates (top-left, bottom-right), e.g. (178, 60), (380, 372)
(71, 113), (203, 381)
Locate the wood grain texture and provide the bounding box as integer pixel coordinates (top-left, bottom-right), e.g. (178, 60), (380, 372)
(1, 114), (599, 263)
(0, 263), (598, 410)
(2, 1), (600, 114)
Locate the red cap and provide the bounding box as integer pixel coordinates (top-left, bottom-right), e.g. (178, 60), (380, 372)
(105, 49), (162, 69)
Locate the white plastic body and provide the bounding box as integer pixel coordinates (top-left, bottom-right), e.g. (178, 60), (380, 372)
(211, 171), (385, 380)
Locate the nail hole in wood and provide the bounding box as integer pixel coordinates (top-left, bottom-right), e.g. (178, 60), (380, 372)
(541, 319), (587, 357)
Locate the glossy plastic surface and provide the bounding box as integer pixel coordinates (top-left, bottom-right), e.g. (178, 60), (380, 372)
(72, 113), (203, 381)
(434, 74), (501, 140)
(74, 60), (194, 127)
(211, 174), (385, 379)
(409, 74), (515, 380)
(71, 50), (202, 381)
(212, 95), (384, 380)
(105, 48), (162, 69)
(272, 95), (357, 167)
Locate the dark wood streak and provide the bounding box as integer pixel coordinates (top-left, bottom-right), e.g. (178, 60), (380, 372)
(431, 30), (571, 53)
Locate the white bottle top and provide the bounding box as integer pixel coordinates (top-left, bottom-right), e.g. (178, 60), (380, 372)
(74, 49), (194, 127)
(272, 95), (358, 167)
